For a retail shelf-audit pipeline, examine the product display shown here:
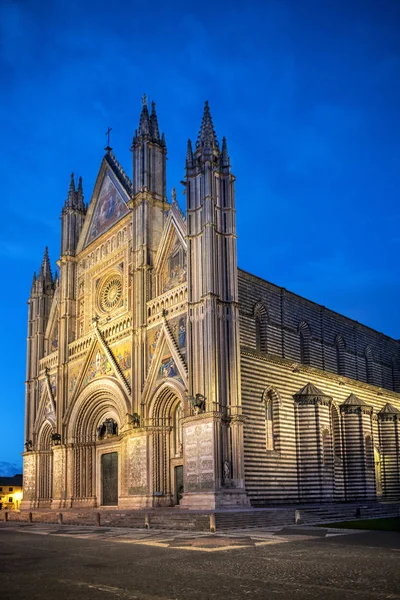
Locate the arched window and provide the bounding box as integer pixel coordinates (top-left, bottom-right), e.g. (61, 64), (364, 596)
(331, 405), (342, 464)
(365, 346), (374, 385)
(335, 335), (346, 376)
(262, 386), (280, 452)
(322, 428), (333, 468)
(299, 321), (311, 365)
(254, 303), (268, 353)
(365, 435), (374, 471)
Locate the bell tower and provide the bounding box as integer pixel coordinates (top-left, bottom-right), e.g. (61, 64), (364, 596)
(130, 96), (169, 412)
(181, 102), (248, 508)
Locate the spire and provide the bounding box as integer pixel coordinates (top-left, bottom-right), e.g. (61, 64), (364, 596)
(196, 101), (219, 156)
(150, 101), (160, 141)
(38, 247), (53, 288)
(76, 176), (85, 211)
(65, 173), (76, 208)
(31, 271), (37, 293)
(220, 136), (230, 168)
(138, 94), (150, 137)
(186, 139), (194, 168)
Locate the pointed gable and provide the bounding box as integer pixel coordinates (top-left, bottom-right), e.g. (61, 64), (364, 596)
(85, 169), (129, 246)
(155, 205), (187, 295)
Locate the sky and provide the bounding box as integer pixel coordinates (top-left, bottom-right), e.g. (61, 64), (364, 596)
(0, 0), (399, 473)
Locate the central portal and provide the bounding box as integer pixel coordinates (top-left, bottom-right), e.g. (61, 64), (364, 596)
(101, 452), (118, 506)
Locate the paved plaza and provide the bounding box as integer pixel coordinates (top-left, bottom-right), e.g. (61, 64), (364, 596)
(1, 522), (400, 599)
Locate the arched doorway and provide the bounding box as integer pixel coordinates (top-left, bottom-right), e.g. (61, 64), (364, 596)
(37, 422), (53, 507)
(149, 384), (184, 506)
(66, 379), (129, 507)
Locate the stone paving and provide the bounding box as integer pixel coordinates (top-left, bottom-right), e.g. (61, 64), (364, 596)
(0, 521), (365, 552)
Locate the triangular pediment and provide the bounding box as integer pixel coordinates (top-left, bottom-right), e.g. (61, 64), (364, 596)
(142, 322), (188, 406)
(77, 154), (131, 253)
(34, 379), (56, 434)
(67, 327), (131, 411)
(155, 212), (187, 294)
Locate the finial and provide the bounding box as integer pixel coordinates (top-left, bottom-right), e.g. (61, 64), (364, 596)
(69, 172), (75, 191)
(171, 187), (177, 203)
(105, 127), (112, 152)
(142, 93), (147, 106)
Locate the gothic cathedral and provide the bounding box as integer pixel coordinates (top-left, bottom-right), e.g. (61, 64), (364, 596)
(23, 98), (400, 510)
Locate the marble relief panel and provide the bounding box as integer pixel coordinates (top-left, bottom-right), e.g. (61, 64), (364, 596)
(127, 436), (147, 495)
(23, 453), (36, 500)
(184, 421), (214, 492)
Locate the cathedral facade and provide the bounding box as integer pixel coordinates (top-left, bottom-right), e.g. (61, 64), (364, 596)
(23, 99), (400, 511)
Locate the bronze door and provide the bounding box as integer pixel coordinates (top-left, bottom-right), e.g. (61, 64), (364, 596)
(101, 452), (118, 506)
(174, 465), (184, 505)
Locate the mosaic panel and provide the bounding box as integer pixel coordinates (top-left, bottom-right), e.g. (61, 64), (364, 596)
(112, 339), (132, 386)
(160, 232), (186, 293)
(86, 170), (129, 245)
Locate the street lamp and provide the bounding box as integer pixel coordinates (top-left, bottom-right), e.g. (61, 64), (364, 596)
(14, 491), (22, 510)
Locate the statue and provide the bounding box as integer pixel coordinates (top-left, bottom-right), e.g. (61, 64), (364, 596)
(51, 433), (62, 445)
(24, 440), (33, 452)
(126, 413), (141, 428)
(189, 393), (206, 415)
(223, 460), (231, 481)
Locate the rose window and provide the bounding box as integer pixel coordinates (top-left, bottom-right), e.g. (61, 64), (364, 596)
(99, 275), (123, 312)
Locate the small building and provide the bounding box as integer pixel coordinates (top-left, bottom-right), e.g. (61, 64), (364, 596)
(0, 475), (23, 510)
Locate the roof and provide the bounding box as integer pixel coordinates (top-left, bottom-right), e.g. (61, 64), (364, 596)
(294, 382), (331, 398)
(341, 393), (367, 406)
(0, 474), (23, 486)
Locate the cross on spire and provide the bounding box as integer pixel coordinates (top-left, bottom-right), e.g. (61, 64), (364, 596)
(105, 127), (112, 152)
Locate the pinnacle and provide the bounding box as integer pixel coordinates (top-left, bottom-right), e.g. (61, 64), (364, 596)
(220, 136), (230, 168)
(76, 176), (85, 210)
(150, 101), (160, 141)
(64, 172), (85, 212)
(196, 100), (219, 155)
(38, 246), (53, 286)
(31, 271), (37, 291)
(186, 139), (194, 167)
(138, 94), (150, 137)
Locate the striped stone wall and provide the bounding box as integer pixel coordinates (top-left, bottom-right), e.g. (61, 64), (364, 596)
(240, 348), (400, 505)
(238, 269), (400, 392)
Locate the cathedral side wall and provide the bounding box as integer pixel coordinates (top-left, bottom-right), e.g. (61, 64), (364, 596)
(240, 349), (400, 505)
(238, 269), (400, 392)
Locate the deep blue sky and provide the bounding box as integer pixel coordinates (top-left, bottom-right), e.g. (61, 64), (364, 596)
(1, 0), (399, 472)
